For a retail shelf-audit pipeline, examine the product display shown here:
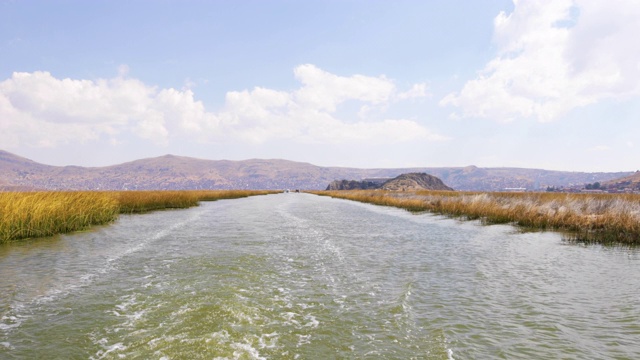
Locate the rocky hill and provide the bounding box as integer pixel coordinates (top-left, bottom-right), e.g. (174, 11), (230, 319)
(381, 173), (453, 191)
(325, 179), (389, 190)
(0, 150), (633, 191)
(327, 173), (453, 191)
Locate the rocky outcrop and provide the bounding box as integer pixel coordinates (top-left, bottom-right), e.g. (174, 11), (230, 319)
(326, 179), (388, 190)
(326, 172), (453, 191)
(380, 173), (453, 191)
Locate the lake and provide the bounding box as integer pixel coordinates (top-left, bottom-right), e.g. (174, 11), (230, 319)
(1, 193), (639, 359)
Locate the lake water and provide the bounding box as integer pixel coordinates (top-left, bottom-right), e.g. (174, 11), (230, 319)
(1, 193), (639, 359)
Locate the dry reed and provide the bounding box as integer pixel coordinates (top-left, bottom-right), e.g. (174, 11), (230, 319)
(312, 190), (640, 245)
(1, 190), (278, 243)
(0, 192), (119, 242)
(191, 190), (278, 202)
(115, 191), (200, 213)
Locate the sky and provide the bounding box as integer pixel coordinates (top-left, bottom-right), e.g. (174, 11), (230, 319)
(1, 0), (639, 172)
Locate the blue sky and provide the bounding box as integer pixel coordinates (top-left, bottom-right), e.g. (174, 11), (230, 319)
(1, 0), (638, 172)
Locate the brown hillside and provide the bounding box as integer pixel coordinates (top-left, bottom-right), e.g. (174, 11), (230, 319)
(0, 149), (633, 191)
(603, 171), (640, 191)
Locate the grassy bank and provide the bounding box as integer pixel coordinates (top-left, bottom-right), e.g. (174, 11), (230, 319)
(191, 190), (277, 202)
(116, 191), (200, 213)
(1, 190), (277, 243)
(0, 192), (120, 242)
(312, 190), (640, 245)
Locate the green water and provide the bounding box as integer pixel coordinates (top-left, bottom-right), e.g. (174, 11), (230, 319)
(1, 194), (639, 359)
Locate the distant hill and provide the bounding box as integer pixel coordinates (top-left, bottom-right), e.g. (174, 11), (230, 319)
(602, 171), (640, 192)
(0, 150), (632, 191)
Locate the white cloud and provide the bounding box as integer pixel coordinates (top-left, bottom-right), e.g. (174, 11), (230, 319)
(211, 65), (441, 144)
(441, 0), (640, 122)
(155, 88), (218, 133)
(397, 83), (429, 100)
(293, 64), (395, 111)
(0, 71), (177, 146)
(0, 65), (443, 148)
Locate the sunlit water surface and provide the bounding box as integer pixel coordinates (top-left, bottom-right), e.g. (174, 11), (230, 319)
(1, 194), (639, 359)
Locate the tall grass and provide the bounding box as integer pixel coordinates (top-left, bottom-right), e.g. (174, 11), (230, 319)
(0, 192), (119, 242)
(191, 190), (277, 202)
(116, 191), (200, 213)
(312, 190), (640, 245)
(1, 190), (278, 243)
(116, 190), (278, 213)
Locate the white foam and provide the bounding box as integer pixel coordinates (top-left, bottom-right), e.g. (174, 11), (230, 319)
(303, 314), (319, 328)
(282, 311), (300, 326)
(210, 329), (231, 343)
(91, 339), (127, 360)
(296, 334), (311, 347)
(296, 302), (315, 310)
(231, 342), (266, 360)
(0, 315), (23, 332)
(258, 332), (279, 349)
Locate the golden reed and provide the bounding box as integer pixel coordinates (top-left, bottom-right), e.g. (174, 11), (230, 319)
(0, 192), (119, 242)
(312, 190), (640, 245)
(1, 190), (277, 243)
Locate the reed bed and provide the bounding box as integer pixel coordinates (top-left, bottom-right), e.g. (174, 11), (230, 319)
(191, 190), (278, 202)
(312, 190), (640, 245)
(1, 190), (277, 243)
(115, 191), (201, 213)
(117, 189), (278, 213)
(0, 192), (119, 243)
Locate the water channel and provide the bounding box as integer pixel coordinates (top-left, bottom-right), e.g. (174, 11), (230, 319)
(1, 193), (639, 359)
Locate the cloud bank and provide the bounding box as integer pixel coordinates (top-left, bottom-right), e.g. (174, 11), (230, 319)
(0, 65), (443, 149)
(441, 0), (640, 122)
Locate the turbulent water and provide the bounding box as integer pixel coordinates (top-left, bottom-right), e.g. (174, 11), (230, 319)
(1, 193), (639, 359)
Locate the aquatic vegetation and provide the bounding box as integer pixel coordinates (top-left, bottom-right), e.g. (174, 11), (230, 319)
(117, 190), (278, 213)
(0, 190), (278, 243)
(0, 191), (119, 243)
(191, 190), (277, 202)
(115, 190), (201, 213)
(312, 190), (640, 245)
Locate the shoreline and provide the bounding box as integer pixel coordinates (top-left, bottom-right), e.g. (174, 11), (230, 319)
(311, 190), (640, 245)
(0, 190), (277, 243)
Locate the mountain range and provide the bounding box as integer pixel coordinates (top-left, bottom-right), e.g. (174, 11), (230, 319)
(0, 150), (633, 192)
